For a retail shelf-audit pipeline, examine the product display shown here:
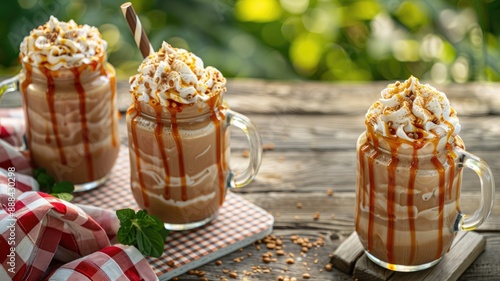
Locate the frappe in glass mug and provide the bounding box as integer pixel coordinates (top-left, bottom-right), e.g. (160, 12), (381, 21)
(0, 16), (120, 191)
(126, 42), (262, 230)
(355, 77), (495, 271)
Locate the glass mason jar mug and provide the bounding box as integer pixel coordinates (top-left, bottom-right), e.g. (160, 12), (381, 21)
(355, 128), (495, 272)
(126, 95), (262, 230)
(0, 62), (121, 191)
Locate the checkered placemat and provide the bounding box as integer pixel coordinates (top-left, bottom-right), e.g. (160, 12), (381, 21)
(73, 145), (274, 280)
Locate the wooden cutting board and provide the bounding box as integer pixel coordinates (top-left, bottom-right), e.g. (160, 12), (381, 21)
(330, 231), (485, 281)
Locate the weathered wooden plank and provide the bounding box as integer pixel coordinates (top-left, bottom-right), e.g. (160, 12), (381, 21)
(458, 233), (500, 281)
(2, 79), (500, 116)
(222, 80), (500, 116)
(226, 150), (500, 195)
(330, 232), (364, 274)
(238, 192), (500, 232)
(116, 114), (500, 153)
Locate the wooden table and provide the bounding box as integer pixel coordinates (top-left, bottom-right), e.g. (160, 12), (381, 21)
(3, 79), (500, 280)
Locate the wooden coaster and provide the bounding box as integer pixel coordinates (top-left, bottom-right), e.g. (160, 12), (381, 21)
(330, 231), (486, 281)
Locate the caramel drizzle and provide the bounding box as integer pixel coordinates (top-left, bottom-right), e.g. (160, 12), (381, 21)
(355, 143), (369, 233)
(386, 143), (400, 263)
(365, 125), (379, 252)
(129, 102), (149, 207)
(407, 149), (418, 265)
(431, 152), (445, 260)
(168, 106), (188, 201)
(40, 66), (67, 165)
(20, 63), (33, 151)
(153, 104), (171, 200)
(99, 63), (118, 147)
(71, 67), (94, 181)
(208, 96), (227, 206)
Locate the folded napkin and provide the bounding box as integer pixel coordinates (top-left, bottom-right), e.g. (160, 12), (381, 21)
(0, 108), (158, 281)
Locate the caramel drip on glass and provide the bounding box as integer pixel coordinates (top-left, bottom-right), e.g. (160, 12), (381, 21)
(71, 67), (94, 181)
(407, 149), (418, 265)
(153, 105), (171, 200)
(100, 63), (118, 147)
(208, 97), (227, 206)
(41, 67), (67, 165)
(168, 106), (188, 201)
(129, 102), (149, 207)
(20, 63), (33, 150)
(386, 142), (400, 264)
(366, 126), (379, 252)
(355, 143), (369, 232)
(431, 151), (445, 260)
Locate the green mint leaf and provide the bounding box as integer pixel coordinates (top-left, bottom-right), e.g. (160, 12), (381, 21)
(151, 215), (169, 241)
(51, 193), (74, 202)
(37, 173), (55, 192)
(117, 220), (137, 246)
(115, 208), (168, 258)
(136, 210), (156, 228)
(52, 181), (75, 193)
(33, 168), (46, 178)
(137, 227), (165, 258)
(116, 208), (136, 223)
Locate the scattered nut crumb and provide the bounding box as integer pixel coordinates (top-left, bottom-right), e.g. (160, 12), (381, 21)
(313, 211), (320, 220)
(302, 273), (311, 279)
(263, 143), (276, 151)
(215, 260), (223, 266)
(325, 263), (333, 272)
(286, 258), (295, 264)
(296, 202), (303, 209)
(326, 189), (334, 196)
(241, 150), (250, 158)
(266, 243), (276, 249)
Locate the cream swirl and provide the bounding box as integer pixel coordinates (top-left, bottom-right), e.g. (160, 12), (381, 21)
(19, 16), (107, 70)
(129, 41), (226, 106)
(366, 76), (461, 141)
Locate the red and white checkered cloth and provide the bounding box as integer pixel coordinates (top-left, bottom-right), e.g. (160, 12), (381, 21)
(0, 108), (157, 281)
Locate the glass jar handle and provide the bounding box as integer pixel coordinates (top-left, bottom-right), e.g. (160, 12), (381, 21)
(0, 74), (21, 103)
(456, 150), (495, 231)
(225, 109), (262, 188)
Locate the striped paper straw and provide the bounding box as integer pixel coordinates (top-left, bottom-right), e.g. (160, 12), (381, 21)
(120, 2), (155, 58)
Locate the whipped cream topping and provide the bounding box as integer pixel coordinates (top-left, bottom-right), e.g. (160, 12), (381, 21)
(20, 16), (107, 70)
(129, 41), (226, 106)
(366, 76), (461, 141)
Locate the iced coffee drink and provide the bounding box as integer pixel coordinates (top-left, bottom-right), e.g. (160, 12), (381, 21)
(18, 16), (120, 190)
(127, 42), (262, 230)
(355, 76), (494, 271)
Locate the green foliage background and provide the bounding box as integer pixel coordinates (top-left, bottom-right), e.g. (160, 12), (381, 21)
(1, 0), (499, 82)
